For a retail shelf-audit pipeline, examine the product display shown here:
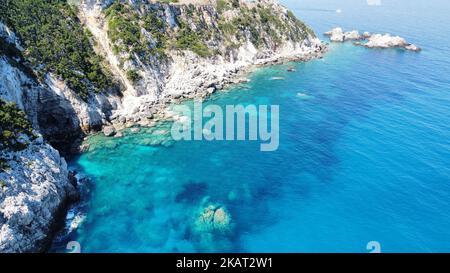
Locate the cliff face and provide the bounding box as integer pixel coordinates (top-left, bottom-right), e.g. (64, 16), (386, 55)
(0, 10), (79, 252)
(79, 0), (322, 124)
(0, 20), (120, 152)
(0, 136), (78, 252)
(0, 50), (78, 252)
(0, 0), (323, 252)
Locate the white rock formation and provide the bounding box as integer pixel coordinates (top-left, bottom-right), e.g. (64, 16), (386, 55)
(325, 27), (344, 42)
(324, 27), (361, 42)
(0, 137), (77, 252)
(364, 33), (407, 48)
(344, 30), (361, 40)
(0, 0), (327, 143)
(325, 27), (421, 52)
(364, 33), (421, 51)
(1, 1), (326, 141)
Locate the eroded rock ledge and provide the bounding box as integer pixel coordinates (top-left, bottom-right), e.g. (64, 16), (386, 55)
(324, 27), (421, 52)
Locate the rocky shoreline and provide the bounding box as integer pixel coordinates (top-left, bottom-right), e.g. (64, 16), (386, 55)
(98, 45), (328, 142)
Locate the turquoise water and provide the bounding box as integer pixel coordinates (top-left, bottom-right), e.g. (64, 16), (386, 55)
(53, 0), (450, 252)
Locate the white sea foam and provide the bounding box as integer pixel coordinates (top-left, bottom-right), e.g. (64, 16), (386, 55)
(297, 92), (312, 100)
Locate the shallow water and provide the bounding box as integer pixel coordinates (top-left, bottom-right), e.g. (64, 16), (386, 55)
(52, 0), (450, 252)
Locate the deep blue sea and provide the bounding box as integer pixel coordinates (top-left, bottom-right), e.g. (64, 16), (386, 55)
(53, 0), (450, 252)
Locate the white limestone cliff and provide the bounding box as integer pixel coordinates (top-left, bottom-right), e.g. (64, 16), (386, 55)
(0, 136), (77, 252)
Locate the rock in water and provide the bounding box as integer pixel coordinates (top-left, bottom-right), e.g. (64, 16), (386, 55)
(325, 27), (344, 42)
(325, 27), (421, 52)
(195, 204), (231, 233)
(213, 208), (228, 227)
(364, 34), (408, 48)
(343, 30), (361, 41)
(130, 127), (140, 133)
(191, 202), (234, 252)
(405, 44), (421, 52)
(102, 126), (116, 137)
(364, 34), (421, 51)
(324, 28), (361, 42)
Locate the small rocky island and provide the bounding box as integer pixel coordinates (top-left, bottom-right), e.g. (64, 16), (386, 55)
(324, 27), (421, 52)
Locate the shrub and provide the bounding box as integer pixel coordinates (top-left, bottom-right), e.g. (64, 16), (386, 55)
(126, 70), (141, 83)
(175, 29), (212, 57)
(0, 180), (6, 189)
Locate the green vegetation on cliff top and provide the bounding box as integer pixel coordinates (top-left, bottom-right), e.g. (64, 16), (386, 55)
(0, 0), (113, 100)
(105, 0), (211, 63)
(0, 0), (314, 93)
(104, 0), (313, 62)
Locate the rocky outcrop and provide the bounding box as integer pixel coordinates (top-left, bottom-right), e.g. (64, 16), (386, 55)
(324, 27), (362, 42)
(325, 27), (421, 52)
(0, 136), (78, 252)
(363, 33), (421, 51)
